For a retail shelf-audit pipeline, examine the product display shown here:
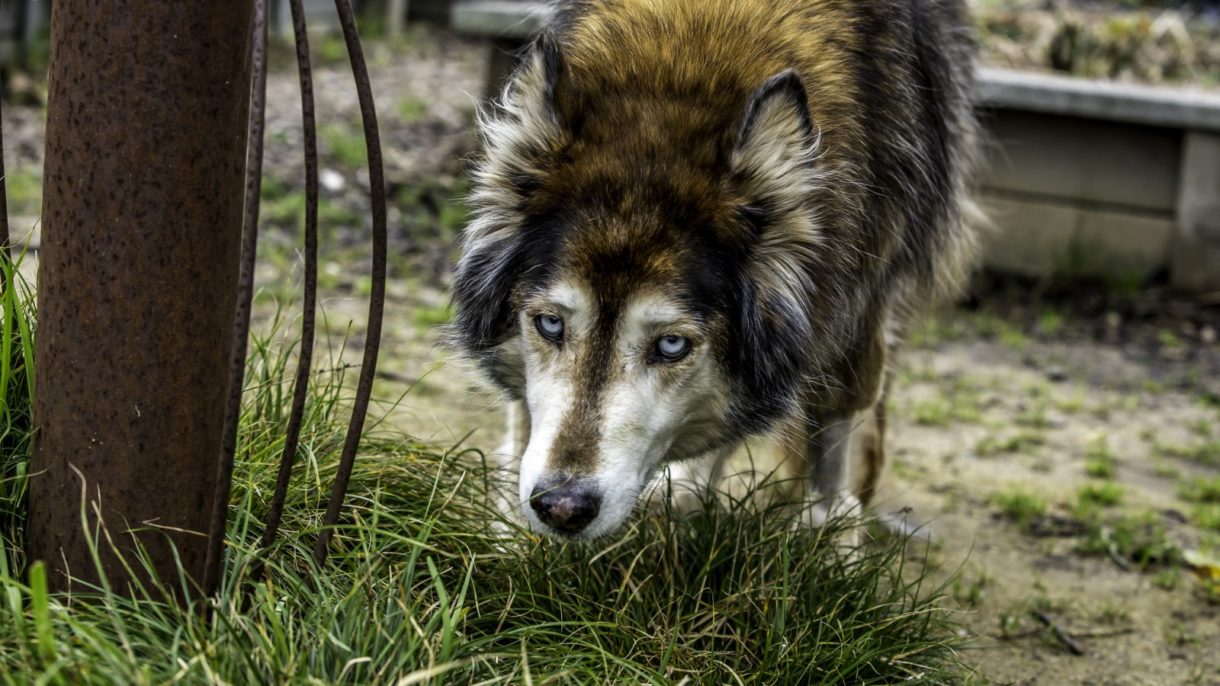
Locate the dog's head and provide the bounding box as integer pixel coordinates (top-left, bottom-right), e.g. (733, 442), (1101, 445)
(451, 35), (829, 538)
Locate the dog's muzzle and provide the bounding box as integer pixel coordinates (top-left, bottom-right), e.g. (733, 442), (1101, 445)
(529, 476), (601, 535)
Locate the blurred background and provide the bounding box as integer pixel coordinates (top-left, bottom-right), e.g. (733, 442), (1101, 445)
(2, 1), (1218, 681)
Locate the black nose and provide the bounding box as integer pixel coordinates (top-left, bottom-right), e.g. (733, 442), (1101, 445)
(529, 477), (601, 534)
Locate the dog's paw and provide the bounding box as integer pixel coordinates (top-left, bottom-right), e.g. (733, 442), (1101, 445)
(799, 493), (863, 553)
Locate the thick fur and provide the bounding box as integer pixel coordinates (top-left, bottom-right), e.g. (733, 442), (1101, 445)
(451, 0), (978, 538)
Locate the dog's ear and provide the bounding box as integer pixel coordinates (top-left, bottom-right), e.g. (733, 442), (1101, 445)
(724, 71), (823, 431)
(453, 34), (574, 396)
(499, 30), (583, 139)
(731, 69), (820, 220)
(449, 229), (531, 397)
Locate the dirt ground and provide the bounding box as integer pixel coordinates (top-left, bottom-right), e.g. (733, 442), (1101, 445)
(4, 26), (1218, 686)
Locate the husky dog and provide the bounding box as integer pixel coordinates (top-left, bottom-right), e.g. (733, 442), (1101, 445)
(451, 0), (977, 539)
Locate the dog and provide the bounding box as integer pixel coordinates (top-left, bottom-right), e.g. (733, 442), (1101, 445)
(450, 0), (978, 540)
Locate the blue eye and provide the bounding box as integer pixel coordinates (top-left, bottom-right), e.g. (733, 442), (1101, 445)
(654, 335), (691, 362)
(535, 314), (564, 342)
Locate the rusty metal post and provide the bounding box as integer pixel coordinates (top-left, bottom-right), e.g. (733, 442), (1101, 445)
(28, 1), (255, 596)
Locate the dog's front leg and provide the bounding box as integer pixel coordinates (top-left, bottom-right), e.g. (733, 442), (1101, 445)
(490, 400), (531, 527)
(803, 412), (864, 532)
(657, 445), (733, 515)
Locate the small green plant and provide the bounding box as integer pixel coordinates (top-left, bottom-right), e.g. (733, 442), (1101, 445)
(1192, 504), (1220, 533)
(1077, 510), (1180, 569)
(975, 431), (1044, 456)
(1077, 482), (1124, 509)
(1180, 477), (1220, 504)
(1036, 309), (1065, 336)
(951, 570), (992, 608)
(1084, 436), (1117, 479)
(990, 487), (1048, 531)
(1, 256), (36, 580)
(1156, 439), (1220, 467)
(1152, 568), (1180, 591)
(910, 386), (984, 426)
(320, 122), (369, 167)
(395, 95), (430, 123)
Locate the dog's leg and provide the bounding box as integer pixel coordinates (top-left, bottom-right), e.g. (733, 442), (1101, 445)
(801, 323), (889, 542)
(490, 400), (531, 527)
(803, 412), (865, 529)
(662, 446), (732, 515)
(855, 378), (890, 508)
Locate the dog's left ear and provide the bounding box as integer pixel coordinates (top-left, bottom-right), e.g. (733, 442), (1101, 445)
(724, 71), (822, 432)
(731, 69), (820, 220)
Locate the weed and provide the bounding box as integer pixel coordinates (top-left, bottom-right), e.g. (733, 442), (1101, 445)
(1037, 309), (1065, 337)
(1077, 510), (1180, 569)
(951, 570), (992, 608)
(395, 95), (430, 123)
(320, 122), (369, 167)
(975, 431), (1044, 456)
(1076, 482), (1124, 509)
(1192, 504), (1220, 533)
(1084, 436), (1117, 479)
(1155, 439), (1220, 467)
(990, 487), (1048, 532)
(1152, 568), (1180, 591)
(1180, 477), (1220, 504)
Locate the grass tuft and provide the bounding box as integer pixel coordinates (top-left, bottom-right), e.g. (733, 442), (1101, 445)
(989, 487), (1048, 532)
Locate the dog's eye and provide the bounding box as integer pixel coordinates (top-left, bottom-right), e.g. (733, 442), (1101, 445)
(653, 335), (691, 363)
(535, 314), (564, 342)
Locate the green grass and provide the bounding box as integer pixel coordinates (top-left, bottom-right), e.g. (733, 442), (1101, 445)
(1180, 477), (1220, 505)
(1155, 439), (1220, 467)
(989, 487), (1048, 532)
(1076, 482), (1124, 509)
(1192, 504), (1220, 533)
(1083, 437), (1117, 479)
(1076, 510), (1180, 570)
(396, 95), (430, 123)
(320, 122), (369, 168)
(1, 256), (36, 583)
(974, 431), (1044, 457)
(0, 272), (965, 683)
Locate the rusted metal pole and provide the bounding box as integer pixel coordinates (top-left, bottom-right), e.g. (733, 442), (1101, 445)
(28, 1), (255, 596)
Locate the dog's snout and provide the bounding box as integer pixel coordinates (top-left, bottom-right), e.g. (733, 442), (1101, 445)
(529, 478), (601, 534)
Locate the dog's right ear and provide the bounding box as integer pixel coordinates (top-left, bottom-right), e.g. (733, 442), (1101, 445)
(502, 30), (573, 132)
(449, 229), (530, 396)
(455, 32), (573, 396)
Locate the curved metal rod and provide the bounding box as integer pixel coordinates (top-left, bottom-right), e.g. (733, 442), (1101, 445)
(256, 0), (320, 568)
(204, 0), (269, 596)
(313, 0), (389, 566)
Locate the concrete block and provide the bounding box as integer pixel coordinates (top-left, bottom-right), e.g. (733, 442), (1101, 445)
(1171, 131), (1220, 291)
(981, 110), (1180, 212)
(981, 193), (1173, 281)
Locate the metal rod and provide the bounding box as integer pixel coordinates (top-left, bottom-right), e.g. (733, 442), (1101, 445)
(313, 0), (389, 565)
(257, 0), (320, 562)
(28, 1), (256, 596)
(204, 0), (270, 596)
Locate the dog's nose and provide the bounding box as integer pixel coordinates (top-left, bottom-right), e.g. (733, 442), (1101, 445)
(529, 478), (601, 534)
